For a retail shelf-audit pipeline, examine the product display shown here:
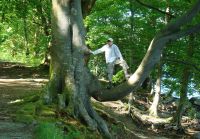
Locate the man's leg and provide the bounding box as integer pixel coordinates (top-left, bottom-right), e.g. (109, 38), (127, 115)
(107, 62), (114, 88)
(116, 59), (130, 80)
(107, 62), (114, 82)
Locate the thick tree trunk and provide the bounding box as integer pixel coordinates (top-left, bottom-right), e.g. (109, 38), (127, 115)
(173, 35), (194, 131)
(45, 0), (111, 138)
(44, 0), (72, 104)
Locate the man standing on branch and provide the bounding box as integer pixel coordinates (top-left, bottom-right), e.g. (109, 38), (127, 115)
(90, 38), (130, 88)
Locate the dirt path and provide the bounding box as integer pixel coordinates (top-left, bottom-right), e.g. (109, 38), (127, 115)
(0, 62), (48, 138)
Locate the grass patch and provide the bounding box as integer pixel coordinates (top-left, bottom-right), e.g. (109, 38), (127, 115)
(34, 121), (101, 139)
(34, 122), (64, 139)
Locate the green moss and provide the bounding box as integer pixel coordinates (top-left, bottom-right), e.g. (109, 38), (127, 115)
(17, 103), (36, 115)
(34, 100), (57, 117)
(34, 121), (100, 139)
(14, 94), (101, 139)
(15, 114), (34, 124)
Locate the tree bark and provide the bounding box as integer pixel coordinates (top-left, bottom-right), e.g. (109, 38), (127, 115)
(149, 4), (171, 117)
(149, 63), (162, 117)
(173, 35), (194, 131)
(81, 0), (96, 18)
(45, 0), (111, 138)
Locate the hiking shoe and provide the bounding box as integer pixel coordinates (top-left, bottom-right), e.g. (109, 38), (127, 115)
(125, 74), (131, 80)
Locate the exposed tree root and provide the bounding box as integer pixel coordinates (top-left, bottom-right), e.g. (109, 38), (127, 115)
(130, 106), (172, 127)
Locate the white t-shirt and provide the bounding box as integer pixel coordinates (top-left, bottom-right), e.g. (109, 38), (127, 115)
(92, 44), (123, 63)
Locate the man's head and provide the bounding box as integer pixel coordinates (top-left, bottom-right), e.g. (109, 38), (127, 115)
(107, 38), (113, 46)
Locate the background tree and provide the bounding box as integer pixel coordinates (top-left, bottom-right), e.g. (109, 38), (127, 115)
(0, 0), (51, 65)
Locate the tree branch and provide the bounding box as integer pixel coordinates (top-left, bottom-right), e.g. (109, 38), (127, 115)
(89, 0), (200, 102)
(164, 0), (200, 33)
(81, 0), (96, 18)
(134, 0), (175, 18)
(164, 58), (200, 72)
(169, 24), (200, 40)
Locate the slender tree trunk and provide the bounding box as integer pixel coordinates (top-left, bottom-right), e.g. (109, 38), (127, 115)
(23, 17), (29, 57)
(36, 0), (51, 64)
(127, 0), (135, 113)
(149, 4), (171, 117)
(22, 0), (29, 57)
(149, 63), (162, 116)
(33, 30), (39, 57)
(1, 0), (6, 22)
(1, 12), (5, 22)
(173, 35), (194, 131)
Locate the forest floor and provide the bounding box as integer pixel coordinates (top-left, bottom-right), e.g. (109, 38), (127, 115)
(0, 61), (198, 139)
(0, 62), (48, 138)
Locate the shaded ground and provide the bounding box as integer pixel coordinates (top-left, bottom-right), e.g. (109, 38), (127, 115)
(0, 62), (48, 79)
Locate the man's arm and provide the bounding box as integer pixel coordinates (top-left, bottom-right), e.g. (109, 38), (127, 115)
(114, 45), (123, 60)
(91, 45), (106, 55)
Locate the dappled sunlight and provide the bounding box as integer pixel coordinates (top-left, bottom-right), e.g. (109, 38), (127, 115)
(0, 78), (48, 107)
(92, 98), (171, 139)
(0, 79), (48, 88)
(128, 68), (143, 85)
(53, 0), (70, 35)
(8, 99), (24, 104)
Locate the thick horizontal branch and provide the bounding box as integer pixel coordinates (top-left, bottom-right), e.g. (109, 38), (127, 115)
(164, 0), (200, 33)
(134, 0), (175, 18)
(169, 23), (200, 40)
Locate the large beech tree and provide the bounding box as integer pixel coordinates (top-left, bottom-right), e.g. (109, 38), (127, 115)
(44, 0), (200, 137)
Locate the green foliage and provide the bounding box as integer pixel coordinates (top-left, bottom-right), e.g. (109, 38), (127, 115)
(188, 107), (200, 119)
(0, 0), (51, 66)
(112, 70), (125, 84)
